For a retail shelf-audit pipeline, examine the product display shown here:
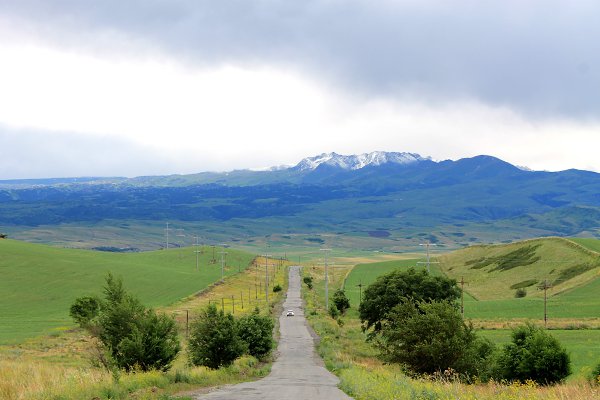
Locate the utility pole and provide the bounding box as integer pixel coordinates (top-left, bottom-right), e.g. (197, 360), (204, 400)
(193, 235), (201, 271)
(357, 281), (363, 304)
(164, 222), (173, 249)
(211, 245), (216, 264)
(539, 279), (553, 328)
(418, 241), (439, 273)
(460, 276), (469, 317)
(321, 248), (332, 310)
(262, 252), (271, 304)
(219, 247), (228, 282)
(176, 229), (185, 248)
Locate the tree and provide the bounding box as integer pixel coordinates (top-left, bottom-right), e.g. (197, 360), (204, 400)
(69, 296), (101, 327)
(359, 268), (460, 336)
(493, 323), (571, 385)
(377, 300), (492, 376)
(71, 274), (180, 372)
(333, 289), (350, 314)
(237, 308), (274, 359)
(303, 276), (313, 290)
(188, 304), (247, 369)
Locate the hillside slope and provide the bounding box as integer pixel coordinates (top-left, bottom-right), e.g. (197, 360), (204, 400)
(0, 239), (255, 344)
(438, 237), (600, 300)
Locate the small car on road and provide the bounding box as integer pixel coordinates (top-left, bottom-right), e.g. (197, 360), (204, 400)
(286, 310), (294, 316)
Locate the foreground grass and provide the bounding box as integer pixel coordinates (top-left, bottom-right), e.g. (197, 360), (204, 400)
(1, 256), (288, 400)
(303, 255), (600, 400)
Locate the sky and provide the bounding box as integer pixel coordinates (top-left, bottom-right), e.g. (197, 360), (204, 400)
(0, 0), (599, 179)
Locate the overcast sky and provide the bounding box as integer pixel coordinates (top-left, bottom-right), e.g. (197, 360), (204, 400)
(0, 0), (599, 179)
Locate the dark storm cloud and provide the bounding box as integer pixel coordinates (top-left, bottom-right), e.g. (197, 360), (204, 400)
(1, 0), (599, 117)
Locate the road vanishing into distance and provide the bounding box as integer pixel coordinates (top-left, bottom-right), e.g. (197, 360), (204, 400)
(191, 265), (352, 400)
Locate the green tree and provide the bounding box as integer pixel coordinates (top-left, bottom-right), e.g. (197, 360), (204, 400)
(493, 323), (571, 385)
(359, 268), (460, 337)
(69, 295), (101, 327)
(237, 308), (274, 359)
(72, 274), (180, 372)
(333, 289), (350, 314)
(303, 276), (313, 290)
(377, 300), (492, 376)
(188, 304), (247, 369)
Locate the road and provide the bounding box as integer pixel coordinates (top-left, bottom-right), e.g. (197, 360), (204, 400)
(191, 265), (352, 400)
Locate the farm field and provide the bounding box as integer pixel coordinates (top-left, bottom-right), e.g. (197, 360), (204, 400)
(341, 237), (600, 380)
(0, 239), (256, 343)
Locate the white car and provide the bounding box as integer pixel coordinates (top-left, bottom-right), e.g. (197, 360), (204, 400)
(286, 310), (295, 316)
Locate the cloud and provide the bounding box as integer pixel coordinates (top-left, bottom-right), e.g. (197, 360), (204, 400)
(1, 1), (599, 118)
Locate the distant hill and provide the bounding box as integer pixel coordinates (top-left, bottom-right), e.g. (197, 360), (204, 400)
(1, 151), (600, 250)
(438, 237), (600, 300)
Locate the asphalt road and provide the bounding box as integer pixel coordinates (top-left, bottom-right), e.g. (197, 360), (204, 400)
(191, 265), (352, 400)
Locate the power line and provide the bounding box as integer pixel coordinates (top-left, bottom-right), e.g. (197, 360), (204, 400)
(418, 241), (440, 273)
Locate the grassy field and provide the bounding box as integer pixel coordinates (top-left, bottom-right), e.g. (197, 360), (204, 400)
(571, 237), (600, 253)
(303, 252), (600, 399)
(0, 253), (288, 400)
(0, 239), (256, 343)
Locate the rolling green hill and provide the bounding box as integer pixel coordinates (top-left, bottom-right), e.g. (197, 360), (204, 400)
(437, 237), (600, 300)
(0, 239), (256, 344)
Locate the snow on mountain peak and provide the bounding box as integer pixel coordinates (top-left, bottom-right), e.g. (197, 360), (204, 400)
(294, 151), (429, 171)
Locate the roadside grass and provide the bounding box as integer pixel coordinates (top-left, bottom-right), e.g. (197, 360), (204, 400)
(0, 239), (255, 343)
(303, 253), (600, 399)
(0, 254), (289, 400)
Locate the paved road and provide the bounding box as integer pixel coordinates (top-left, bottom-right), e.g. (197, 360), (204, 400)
(191, 266), (352, 400)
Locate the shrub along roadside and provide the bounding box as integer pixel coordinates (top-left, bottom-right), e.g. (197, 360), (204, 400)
(71, 273), (180, 372)
(188, 304), (275, 369)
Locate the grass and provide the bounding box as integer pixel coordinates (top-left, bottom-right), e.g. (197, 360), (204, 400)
(0, 254), (289, 400)
(0, 239), (255, 343)
(302, 253), (600, 399)
(438, 237), (600, 300)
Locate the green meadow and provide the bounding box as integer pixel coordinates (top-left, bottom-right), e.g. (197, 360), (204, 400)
(341, 237), (600, 379)
(0, 239), (255, 344)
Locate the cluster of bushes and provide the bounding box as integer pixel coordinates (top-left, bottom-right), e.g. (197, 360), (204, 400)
(188, 304), (274, 369)
(71, 274), (274, 373)
(359, 268), (571, 385)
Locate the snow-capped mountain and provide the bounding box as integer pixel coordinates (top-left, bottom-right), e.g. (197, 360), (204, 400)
(293, 151), (430, 171)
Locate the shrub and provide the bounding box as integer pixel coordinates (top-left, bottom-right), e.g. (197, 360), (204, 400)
(377, 300), (492, 376)
(237, 308), (274, 360)
(329, 304), (340, 318)
(303, 276), (313, 289)
(359, 268), (460, 337)
(515, 288), (527, 298)
(74, 274), (180, 372)
(589, 360), (600, 385)
(493, 323), (571, 385)
(333, 289), (350, 314)
(188, 304), (246, 369)
(70, 296), (101, 327)
(272, 284), (282, 293)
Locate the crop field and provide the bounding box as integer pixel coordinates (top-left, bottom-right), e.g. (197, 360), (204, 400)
(0, 239), (256, 343)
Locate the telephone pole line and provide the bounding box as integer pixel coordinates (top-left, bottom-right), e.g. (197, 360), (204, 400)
(193, 235), (201, 271)
(418, 241), (439, 273)
(219, 246), (228, 282)
(164, 222), (173, 249)
(321, 248), (332, 310)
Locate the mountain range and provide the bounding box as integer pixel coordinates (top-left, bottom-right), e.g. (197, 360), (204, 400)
(1, 151), (599, 252)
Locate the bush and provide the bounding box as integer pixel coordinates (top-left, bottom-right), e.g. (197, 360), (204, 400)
(333, 289), (350, 314)
(329, 304), (340, 318)
(359, 268), (460, 337)
(515, 288), (527, 298)
(493, 323), (571, 385)
(272, 284), (282, 293)
(237, 308), (274, 360)
(589, 360), (600, 385)
(74, 274), (180, 372)
(377, 300), (492, 376)
(70, 296), (101, 327)
(303, 276), (313, 290)
(188, 304), (246, 369)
